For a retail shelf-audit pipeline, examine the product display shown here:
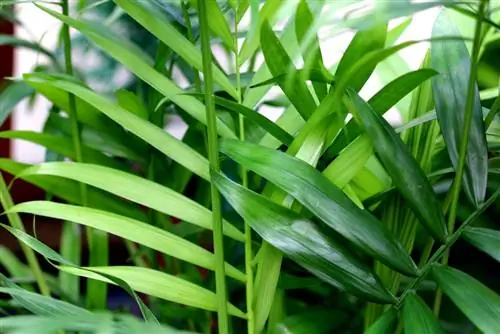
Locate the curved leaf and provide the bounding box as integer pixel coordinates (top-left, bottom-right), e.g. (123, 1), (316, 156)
(9, 201), (245, 282)
(114, 0), (237, 99)
(61, 266), (245, 318)
(403, 293), (444, 334)
(344, 89), (448, 242)
(36, 4), (235, 139)
(462, 227), (500, 262)
(0, 35), (56, 62)
(364, 308), (398, 334)
(261, 21), (317, 120)
(335, 23), (387, 92)
(211, 95), (294, 146)
(432, 265), (500, 334)
(0, 81), (34, 127)
(0, 159), (145, 221)
(17, 162), (244, 242)
(431, 12), (488, 207)
(328, 69), (439, 156)
(219, 139), (418, 277)
(213, 171), (396, 304)
(249, 69), (334, 89)
(0, 131), (124, 170)
(25, 75), (211, 181)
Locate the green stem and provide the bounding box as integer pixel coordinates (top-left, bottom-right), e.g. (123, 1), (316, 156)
(61, 0), (107, 309)
(433, 0), (487, 316)
(197, 1), (229, 333)
(234, 13), (255, 334)
(0, 175), (50, 296)
(397, 188), (500, 306)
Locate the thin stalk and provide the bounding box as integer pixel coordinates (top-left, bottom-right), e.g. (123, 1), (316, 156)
(433, 0), (487, 316)
(484, 88), (500, 129)
(197, 1), (229, 333)
(181, 0), (202, 92)
(61, 0), (108, 309)
(397, 188), (500, 306)
(0, 175), (50, 296)
(234, 12), (255, 334)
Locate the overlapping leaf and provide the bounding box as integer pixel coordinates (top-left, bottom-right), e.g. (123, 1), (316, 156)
(403, 293), (444, 334)
(344, 88), (447, 242)
(213, 171), (396, 304)
(219, 139), (418, 276)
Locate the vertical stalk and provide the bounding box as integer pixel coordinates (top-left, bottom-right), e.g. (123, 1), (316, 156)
(0, 176), (49, 295)
(197, 1), (229, 333)
(433, 0), (487, 316)
(61, 0), (107, 309)
(234, 11), (255, 334)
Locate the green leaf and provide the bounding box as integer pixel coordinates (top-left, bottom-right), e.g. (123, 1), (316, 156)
(0, 131), (125, 170)
(386, 17), (412, 46)
(432, 265), (500, 334)
(188, 0), (233, 50)
(36, 4), (235, 139)
(270, 308), (347, 334)
(115, 89), (149, 120)
(210, 95), (294, 146)
(431, 12), (488, 207)
(364, 308), (398, 334)
(335, 23), (387, 92)
(260, 20), (317, 120)
(26, 75), (211, 181)
(328, 69), (439, 157)
(219, 139), (418, 277)
(462, 227), (500, 262)
(213, 171), (396, 304)
(403, 293), (444, 334)
(17, 162), (244, 242)
(238, 0), (284, 62)
(114, 0), (238, 99)
(0, 81), (34, 126)
(249, 69), (334, 89)
(0, 275), (90, 317)
(344, 89), (448, 242)
(0, 159), (146, 221)
(59, 222), (81, 302)
(61, 266), (245, 318)
(295, 0), (327, 101)
(10, 201), (245, 282)
(0, 35), (56, 63)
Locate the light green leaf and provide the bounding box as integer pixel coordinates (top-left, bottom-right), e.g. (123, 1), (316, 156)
(36, 4), (235, 138)
(188, 0), (233, 50)
(25, 75), (211, 181)
(61, 266), (245, 318)
(17, 162), (244, 242)
(364, 308), (398, 334)
(114, 0), (237, 99)
(115, 89), (148, 120)
(10, 201), (245, 282)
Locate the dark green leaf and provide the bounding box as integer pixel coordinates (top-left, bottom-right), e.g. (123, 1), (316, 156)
(260, 21), (317, 120)
(431, 12), (488, 207)
(0, 35), (57, 63)
(0, 81), (34, 126)
(432, 265), (500, 334)
(462, 227), (500, 262)
(344, 89), (448, 242)
(270, 308), (347, 334)
(220, 139), (418, 277)
(403, 293), (444, 334)
(327, 69), (438, 156)
(213, 171), (396, 304)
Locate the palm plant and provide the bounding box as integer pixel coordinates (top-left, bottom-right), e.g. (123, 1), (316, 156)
(0, 0), (499, 333)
